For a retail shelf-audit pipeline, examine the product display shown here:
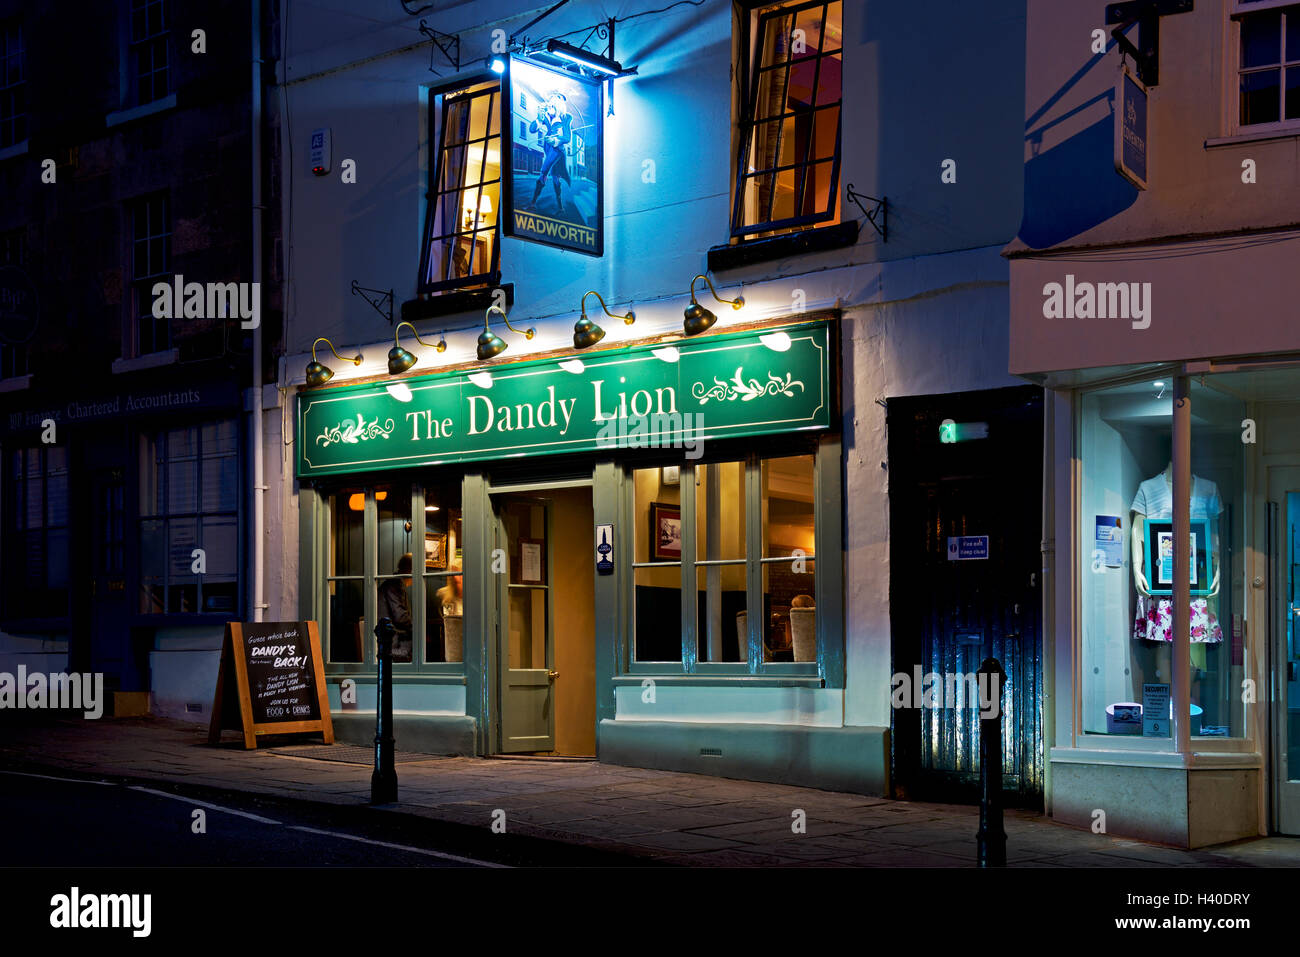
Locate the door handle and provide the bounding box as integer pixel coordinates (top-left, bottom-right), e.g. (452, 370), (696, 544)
(548, 671), (559, 681)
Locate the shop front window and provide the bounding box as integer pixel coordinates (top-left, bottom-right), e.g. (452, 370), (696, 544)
(4, 446), (69, 620)
(632, 448), (823, 673)
(139, 421), (238, 615)
(1079, 377), (1247, 739)
(323, 482), (464, 670)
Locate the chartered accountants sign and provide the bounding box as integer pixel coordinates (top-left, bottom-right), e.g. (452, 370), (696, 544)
(296, 320), (834, 477)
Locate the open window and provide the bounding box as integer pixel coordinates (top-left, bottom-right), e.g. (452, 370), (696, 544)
(417, 80), (503, 294)
(731, 0), (843, 239)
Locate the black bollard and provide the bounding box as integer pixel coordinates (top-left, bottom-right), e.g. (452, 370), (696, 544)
(371, 617), (398, 804)
(976, 656), (1006, 867)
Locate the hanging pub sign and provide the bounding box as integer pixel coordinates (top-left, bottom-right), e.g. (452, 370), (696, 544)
(501, 55), (603, 256)
(1114, 62), (1148, 190)
(297, 319), (834, 477)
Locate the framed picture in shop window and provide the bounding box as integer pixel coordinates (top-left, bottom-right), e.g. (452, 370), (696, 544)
(516, 538), (546, 585)
(1143, 518), (1213, 596)
(649, 502), (682, 561)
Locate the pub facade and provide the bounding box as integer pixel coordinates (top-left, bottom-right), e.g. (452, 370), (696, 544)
(264, 0), (1036, 799)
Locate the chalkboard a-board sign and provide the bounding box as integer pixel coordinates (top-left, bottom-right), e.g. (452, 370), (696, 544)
(208, 621), (334, 749)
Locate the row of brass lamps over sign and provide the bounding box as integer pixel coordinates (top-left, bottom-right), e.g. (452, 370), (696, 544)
(307, 275), (740, 386)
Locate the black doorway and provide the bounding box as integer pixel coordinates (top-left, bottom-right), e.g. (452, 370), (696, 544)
(888, 385), (1044, 807)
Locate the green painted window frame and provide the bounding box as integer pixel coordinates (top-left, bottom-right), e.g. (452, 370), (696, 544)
(625, 434), (843, 686)
(310, 482), (467, 676)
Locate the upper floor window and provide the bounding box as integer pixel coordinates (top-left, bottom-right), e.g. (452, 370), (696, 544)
(0, 227), (28, 378)
(0, 19), (25, 148)
(732, 0), (843, 238)
(417, 81), (502, 294)
(129, 192), (170, 355)
(130, 0), (169, 106)
(1236, 1), (1300, 128)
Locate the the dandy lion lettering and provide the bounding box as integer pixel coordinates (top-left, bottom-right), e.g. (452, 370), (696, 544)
(1041, 274), (1151, 330)
(466, 385), (577, 436)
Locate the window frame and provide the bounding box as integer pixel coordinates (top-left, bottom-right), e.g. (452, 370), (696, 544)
(137, 420), (241, 618)
(2, 445), (70, 623)
(319, 482), (467, 675)
(0, 226), (29, 378)
(128, 191), (171, 357)
(129, 0), (170, 107)
(730, 0), (844, 239)
(0, 17), (26, 149)
(627, 436), (840, 682)
(1229, 0), (1300, 135)
(417, 77), (504, 296)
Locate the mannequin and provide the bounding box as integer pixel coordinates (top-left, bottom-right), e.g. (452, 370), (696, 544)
(1130, 463), (1221, 676)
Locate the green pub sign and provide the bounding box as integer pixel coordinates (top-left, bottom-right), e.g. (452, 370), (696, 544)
(296, 320), (833, 478)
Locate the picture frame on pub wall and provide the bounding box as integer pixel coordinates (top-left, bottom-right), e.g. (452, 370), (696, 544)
(650, 502), (682, 561)
(516, 537), (546, 585)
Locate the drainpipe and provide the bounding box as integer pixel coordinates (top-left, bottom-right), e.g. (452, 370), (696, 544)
(249, 0), (266, 622)
(1041, 387), (1055, 815)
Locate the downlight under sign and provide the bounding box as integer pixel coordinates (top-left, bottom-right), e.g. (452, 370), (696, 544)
(296, 320), (834, 478)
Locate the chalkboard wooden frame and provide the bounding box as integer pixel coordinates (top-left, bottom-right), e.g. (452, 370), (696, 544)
(208, 621), (335, 749)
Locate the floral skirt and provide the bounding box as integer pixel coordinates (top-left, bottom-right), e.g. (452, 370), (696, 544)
(1133, 596), (1223, 643)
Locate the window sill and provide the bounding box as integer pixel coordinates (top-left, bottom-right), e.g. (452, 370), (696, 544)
(113, 349), (180, 374)
(1204, 127), (1300, 149)
(1050, 744), (1261, 770)
(400, 283), (514, 324)
(0, 374), (33, 393)
(0, 139), (29, 162)
(708, 220), (860, 273)
(105, 93), (178, 128)
(323, 671), (466, 684)
(613, 674), (825, 688)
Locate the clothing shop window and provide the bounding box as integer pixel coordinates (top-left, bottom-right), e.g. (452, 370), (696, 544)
(417, 81), (502, 294)
(632, 448), (824, 673)
(1, 18), (25, 149)
(732, 0), (843, 238)
(130, 0), (169, 106)
(0, 227), (28, 378)
(323, 483), (464, 671)
(129, 192), (171, 356)
(1234, 1), (1300, 128)
(1078, 378), (1246, 740)
(139, 421), (239, 615)
(4, 446), (69, 620)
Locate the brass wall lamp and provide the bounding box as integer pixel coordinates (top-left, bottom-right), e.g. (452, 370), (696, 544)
(574, 290), (635, 349)
(305, 337), (362, 386)
(684, 274), (744, 336)
(388, 321), (446, 375)
(478, 304), (534, 361)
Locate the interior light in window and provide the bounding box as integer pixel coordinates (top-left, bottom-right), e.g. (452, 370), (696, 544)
(348, 493), (364, 511)
(760, 331), (792, 352)
(425, 504), (440, 512)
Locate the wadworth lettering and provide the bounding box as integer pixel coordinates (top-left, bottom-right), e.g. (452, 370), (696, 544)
(297, 321), (832, 477)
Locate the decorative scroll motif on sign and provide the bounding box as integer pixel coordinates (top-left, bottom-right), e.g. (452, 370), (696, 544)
(691, 368), (806, 404)
(315, 413), (396, 447)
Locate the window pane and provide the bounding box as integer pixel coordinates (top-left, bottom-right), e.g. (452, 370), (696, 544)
(1241, 68), (1282, 124)
(754, 64), (789, 121)
(787, 57), (817, 108)
(1287, 66), (1300, 118)
(376, 484), (412, 577)
(422, 483), (463, 664)
(425, 573), (464, 662)
(328, 578), (365, 663)
(1289, 11), (1300, 60)
(792, 5), (824, 58)
(696, 461), (746, 561)
(763, 455), (816, 663)
(330, 488), (365, 577)
(697, 564), (747, 663)
(634, 466), (682, 662)
(757, 12), (794, 69)
(201, 515), (237, 577)
(816, 51), (842, 106)
(1242, 11), (1282, 68)
(810, 106), (839, 162)
(764, 560), (816, 662)
(168, 456), (197, 514)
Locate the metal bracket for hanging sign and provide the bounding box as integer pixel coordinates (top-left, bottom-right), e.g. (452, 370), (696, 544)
(418, 19), (460, 75)
(846, 184), (887, 242)
(351, 280), (394, 324)
(1104, 0), (1193, 87)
